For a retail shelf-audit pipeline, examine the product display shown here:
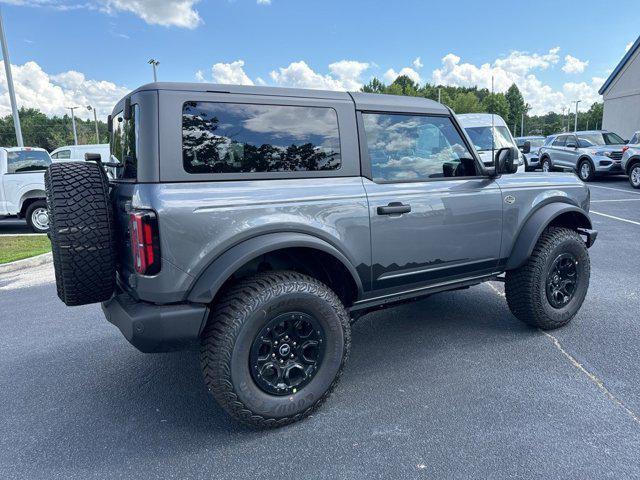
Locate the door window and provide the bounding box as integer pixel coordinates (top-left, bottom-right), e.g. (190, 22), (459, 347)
(362, 113), (476, 182)
(553, 136), (567, 147)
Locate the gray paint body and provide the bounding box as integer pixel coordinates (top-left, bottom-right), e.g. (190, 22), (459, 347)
(106, 83), (593, 351)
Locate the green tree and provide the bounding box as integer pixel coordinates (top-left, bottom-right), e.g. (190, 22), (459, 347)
(480, 93), (510, 119)
(505, 84), (526, 133)
(450, 92), (481, 114)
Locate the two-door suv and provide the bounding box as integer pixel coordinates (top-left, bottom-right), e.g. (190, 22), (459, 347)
(45, 83), (597, 427)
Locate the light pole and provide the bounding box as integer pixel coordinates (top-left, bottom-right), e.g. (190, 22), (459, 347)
(561, 106), (566, 132)
(67, 106), (79, 145)
(0, 7), (23, 147)
(148, 59), (159, 82)
(573, 100), (581, 132)
(86, 105), (100, 144)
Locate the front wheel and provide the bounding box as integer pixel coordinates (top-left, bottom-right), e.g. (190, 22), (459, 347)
(577, 159), (595, 182)
(541, 158), (552, 173)
(200, 271), (351, 428)
(505, 227), (590, 329)
(629, 164), (640, 189)
(25, 200), (50, 233)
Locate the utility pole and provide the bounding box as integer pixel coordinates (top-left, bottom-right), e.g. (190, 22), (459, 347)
(438, 88), (441, 104)
(561, 106), (566, 132)
(573, 100), (581, 132)
(0, 7), (23, 147)
(67, 106), (79, 145)
(86, 105), (99, 143)
(148, 59), (159, 82)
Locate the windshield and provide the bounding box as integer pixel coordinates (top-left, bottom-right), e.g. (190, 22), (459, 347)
(577, 132), (625, 146)
(465, 126), (513, 152)
(528, 138), (545, 148)
(6, 150), (51, 173)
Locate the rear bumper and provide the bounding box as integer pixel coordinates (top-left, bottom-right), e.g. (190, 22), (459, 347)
(101, 292), (209, 353)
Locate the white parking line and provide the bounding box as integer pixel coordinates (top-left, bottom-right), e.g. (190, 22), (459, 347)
(589, 184), (640, 196)
(590, 198), (640, 203)
(591, 211), (640, 226)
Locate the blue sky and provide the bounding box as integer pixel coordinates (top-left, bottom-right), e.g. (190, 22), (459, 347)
(0, 0), (638, 119)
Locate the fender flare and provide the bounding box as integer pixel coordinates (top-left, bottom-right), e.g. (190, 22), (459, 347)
(505, 203), (592, 270)
(626, 156), (640, 175)
(187, 232), (364, 304)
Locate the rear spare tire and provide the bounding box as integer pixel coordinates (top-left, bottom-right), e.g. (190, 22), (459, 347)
(45, 162), (116, 306)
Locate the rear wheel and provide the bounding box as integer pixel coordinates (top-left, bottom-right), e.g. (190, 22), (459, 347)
(25, 200), (49, 233)
(200, 271), (350, 428)
(629, 163), (640, 189)
(505, 227), (590, 330)
(45, 162), (116, 306)
(577, 159), (595, 182)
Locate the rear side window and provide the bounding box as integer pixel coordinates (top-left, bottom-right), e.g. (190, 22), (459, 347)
(182, 102), (341, 174)
(362, 113), (475, 182)
(7, 150), (51, 173)
(553, 136), (566, 147)
(55, 150), (71, 159)
(111, 105), (139, 179)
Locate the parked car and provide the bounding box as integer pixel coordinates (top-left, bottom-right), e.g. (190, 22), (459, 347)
(50, 144), (110, 162)
(457, 113), (525, 172)
(515, 135), (546, 171)
(622, 144), (640, 188)
(538, 130), (626, 181)
(44, 83), (597, 427)
(0, 147), (51, 233)
(51, 143), (115, 178)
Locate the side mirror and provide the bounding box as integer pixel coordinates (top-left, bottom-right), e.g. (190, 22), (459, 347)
(495, 147), (518, 175)
(566, 141), (577, 149)
(522, 141), (531, 154)
(85, 153), (101, 162)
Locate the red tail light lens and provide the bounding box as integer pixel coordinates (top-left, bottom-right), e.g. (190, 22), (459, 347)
(129, 211), (161, 275)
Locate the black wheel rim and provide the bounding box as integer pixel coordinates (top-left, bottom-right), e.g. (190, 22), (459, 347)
(249, 312), (326, 396)
(546, 253), (579, 309)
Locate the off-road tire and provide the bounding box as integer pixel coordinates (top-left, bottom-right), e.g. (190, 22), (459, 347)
(505, 227), (590, 330)
(577, 159), (595, 182)
(44, 162), (116, 306)
(200, 271), (351, 428)
(25, 200), (49, 233)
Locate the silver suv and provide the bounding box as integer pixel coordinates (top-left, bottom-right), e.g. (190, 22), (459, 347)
(538, 130), (626, 181)
(44, 83), (597, 428)
(622, 134), (640, 188)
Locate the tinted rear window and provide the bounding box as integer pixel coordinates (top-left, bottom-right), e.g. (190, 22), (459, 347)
(111, 105), (139, 180)
(7, 150), (51, 173)
(182, 102), (341, 174)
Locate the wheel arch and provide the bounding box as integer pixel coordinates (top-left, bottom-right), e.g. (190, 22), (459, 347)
(626, 156), (640, 175)
(187, 232), (364, 308)
(18, 189), (46, 217)
(505, 203), (592, 270)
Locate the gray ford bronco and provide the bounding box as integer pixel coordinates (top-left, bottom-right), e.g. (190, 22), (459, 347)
(45, 83), (597, 427)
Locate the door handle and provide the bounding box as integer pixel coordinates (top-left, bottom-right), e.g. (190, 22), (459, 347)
(377, 202), (411, 215)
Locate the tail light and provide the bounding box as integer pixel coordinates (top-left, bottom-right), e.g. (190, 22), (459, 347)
(129, 211), (161, 275)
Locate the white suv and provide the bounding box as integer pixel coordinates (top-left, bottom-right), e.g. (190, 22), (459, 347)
(0, 147), (51, 233)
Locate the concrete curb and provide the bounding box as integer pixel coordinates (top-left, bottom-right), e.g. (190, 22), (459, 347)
(0, 252), (53, 274)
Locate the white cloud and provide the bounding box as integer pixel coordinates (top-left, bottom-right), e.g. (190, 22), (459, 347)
(562, 54), (589, 74)
(412, 57), (423, 69)
(0, 60), (128, 119)
(100, 0), (202, 28)
(209, 60), (254, 85)
(257, 0), (271, 4)
(270, 60), (369, 90)
(431, 48), (600, 115)
(383, 67), (421, 84)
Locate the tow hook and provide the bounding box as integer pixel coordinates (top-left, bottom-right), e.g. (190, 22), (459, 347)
(577, 228), (598, 248)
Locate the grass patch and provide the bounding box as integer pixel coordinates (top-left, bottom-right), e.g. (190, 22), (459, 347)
(0, 235), (52, 264)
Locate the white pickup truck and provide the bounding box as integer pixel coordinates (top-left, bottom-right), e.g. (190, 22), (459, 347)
(0, 147), (51, 233)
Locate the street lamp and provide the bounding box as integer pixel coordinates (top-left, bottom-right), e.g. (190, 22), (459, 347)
(67, 106), (79, 145)
(573, 100), (581, 132)
(148, 59), (160, 82)
(0, 7), (23, 147)
(86, 105), (100, 144)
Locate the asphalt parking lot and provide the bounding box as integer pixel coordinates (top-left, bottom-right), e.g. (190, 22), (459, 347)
(1, 176), (640, 479)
